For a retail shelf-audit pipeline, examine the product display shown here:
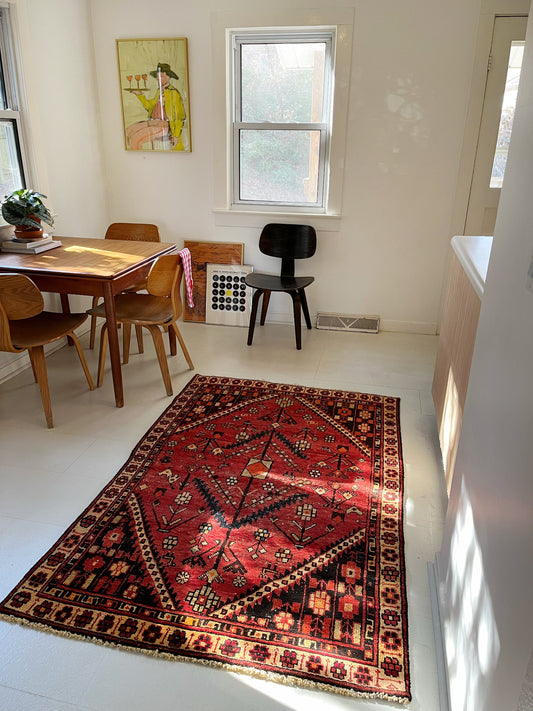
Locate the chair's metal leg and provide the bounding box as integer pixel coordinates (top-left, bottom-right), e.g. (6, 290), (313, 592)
(299, 288), (312, 329)
(247, 289), (263, 346)
(260, 291), (271, 325)
(290, 291), (303, 350)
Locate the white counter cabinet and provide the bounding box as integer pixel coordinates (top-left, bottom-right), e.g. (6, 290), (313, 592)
(432, 235), (492, 492)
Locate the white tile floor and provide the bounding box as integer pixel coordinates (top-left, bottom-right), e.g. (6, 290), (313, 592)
(0, 322), (447, 711)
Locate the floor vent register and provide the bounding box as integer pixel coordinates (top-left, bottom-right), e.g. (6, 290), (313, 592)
(316, 312), (380, 333)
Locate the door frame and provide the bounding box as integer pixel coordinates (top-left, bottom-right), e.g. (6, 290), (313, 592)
(436, 5), (529, 333)
(449, 6), (529, 239)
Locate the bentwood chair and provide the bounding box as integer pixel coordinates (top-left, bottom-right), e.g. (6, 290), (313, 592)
(245, 223), (317, 350)
(0, 273), (95, 428)
(88, 254), (194, 396)
(89, 222), (161, 351)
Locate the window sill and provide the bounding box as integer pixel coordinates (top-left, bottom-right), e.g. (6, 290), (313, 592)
(212, 208), (341, 232)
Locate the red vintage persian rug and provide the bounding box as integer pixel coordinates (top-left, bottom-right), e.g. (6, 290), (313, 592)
(0, 375), (410, 702)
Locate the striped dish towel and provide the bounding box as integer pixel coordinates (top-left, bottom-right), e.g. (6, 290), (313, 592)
(178, 247), (194, 308)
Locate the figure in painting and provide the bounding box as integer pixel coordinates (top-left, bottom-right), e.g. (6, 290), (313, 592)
(126, 62), (186, 151)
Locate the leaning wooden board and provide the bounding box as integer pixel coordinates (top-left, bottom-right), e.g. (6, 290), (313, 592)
(184, 240), (244, 322)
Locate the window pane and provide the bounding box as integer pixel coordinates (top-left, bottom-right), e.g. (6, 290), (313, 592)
(0, 119), (24, 198)
(240, 129), (320, 203)
(0, 54), (7, 109)
(490, 41), (524, 189)
(241, 43), (325, 123)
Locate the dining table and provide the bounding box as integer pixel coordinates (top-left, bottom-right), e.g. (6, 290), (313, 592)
(0, 236), (177, 407)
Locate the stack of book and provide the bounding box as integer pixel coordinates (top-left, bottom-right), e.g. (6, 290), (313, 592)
(1, 234), (62, 254)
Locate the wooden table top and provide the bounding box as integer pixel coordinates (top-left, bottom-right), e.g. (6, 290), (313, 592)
(0, 237), (176, 280)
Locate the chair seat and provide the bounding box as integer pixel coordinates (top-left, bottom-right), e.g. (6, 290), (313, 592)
(10, 312), (89, 349)
(245, 273), (314, 292)
(87, 293), (173, 326)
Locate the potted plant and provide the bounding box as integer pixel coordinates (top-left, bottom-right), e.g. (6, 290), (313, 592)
(1, 188), (54, 240)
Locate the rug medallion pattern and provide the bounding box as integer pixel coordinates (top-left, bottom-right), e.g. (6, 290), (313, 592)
(0, 375), (410, 702)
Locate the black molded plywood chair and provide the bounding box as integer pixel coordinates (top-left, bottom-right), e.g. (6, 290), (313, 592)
(245, 223), (317, 350)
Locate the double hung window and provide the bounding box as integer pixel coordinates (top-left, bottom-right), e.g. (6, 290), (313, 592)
(232, 29), (334, 211)
(0, 8), (27, 204)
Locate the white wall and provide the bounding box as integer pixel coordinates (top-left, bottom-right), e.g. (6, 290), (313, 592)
(0, 0), (521, 344)
(89, 0), (482, 334)
(13, 0), (108, 236)
(436, 10), (533, 711)
(0, 0), (108, 382)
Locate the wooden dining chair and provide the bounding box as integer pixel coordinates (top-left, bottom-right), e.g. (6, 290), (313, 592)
(88, 254), (194, 396)
(0, 273), (95, 428)
(245, 223), (317, 350)
(89, 222), (161, 351)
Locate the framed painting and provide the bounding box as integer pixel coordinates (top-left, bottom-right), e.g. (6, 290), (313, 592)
(117, 38), (191, 152)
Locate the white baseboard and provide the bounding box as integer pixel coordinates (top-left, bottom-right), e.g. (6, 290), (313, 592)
(260, 312), (437, 335)
(0, 351), (33, 384)
(380, 319), (437, 335)
(428, 558), (451, 711)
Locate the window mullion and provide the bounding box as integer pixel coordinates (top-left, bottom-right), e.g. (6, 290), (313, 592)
(235, 122), (327, 131)
(0, 108), (19, 120)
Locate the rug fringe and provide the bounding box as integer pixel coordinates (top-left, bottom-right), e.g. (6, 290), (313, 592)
(0, 612), (410, 704)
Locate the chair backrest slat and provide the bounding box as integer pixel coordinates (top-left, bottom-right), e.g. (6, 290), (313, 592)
(0, 302), (18, 352)
(259, 223), (316, 278)
(259, 224), (317, 260)
(105, 223), (160, 243)
(147, 254), (184, 319)
(0, 273), (44, 320)
(0, 273), (43, 353)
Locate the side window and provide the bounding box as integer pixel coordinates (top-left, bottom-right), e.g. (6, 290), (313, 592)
(0, 8), (28, 205)
(231, 30), (334, 211)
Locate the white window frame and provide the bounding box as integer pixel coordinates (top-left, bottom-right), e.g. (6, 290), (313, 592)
(231, 29), (334, 211)
(0, 6), (31, 201)
(211, 8), (353, 227)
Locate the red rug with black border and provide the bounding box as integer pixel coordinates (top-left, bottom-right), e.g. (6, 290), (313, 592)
(0, 375), (410, 703)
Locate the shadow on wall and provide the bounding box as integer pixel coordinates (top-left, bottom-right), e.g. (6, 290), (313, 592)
(444, 480), (500, 711)
(376, 74), (429, 175)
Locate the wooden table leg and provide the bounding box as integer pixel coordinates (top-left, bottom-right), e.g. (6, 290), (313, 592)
(102, 282), (124, 407)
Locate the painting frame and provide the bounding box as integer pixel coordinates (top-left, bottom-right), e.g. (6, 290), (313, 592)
(116, 38), (192, 153)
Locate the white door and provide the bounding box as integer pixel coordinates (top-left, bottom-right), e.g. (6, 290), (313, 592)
(465, 15), (527, 235)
